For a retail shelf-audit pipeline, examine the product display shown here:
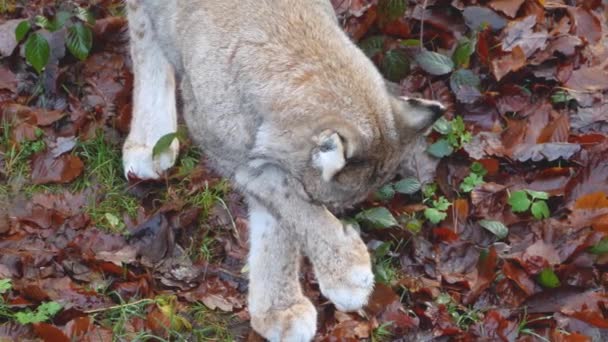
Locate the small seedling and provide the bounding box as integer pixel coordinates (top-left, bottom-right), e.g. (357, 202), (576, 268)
(424, 196), (451, 224)
(460, 162), (487, 193)
(14, 301), (62, 325)
(427, 116), (472, 158)
(508, 190), (550, 220)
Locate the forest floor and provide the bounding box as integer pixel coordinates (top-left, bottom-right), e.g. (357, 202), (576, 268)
(1, 0), (607, 341)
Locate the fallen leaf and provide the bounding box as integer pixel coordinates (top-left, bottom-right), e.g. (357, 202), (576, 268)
(491, 46), (526, 81)
(31, 152), (84, 184)
(488, 0), (525, 18)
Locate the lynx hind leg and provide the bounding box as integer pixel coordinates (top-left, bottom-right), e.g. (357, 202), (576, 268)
(122, 0), (178, 180)
(247, 199), (317, 342)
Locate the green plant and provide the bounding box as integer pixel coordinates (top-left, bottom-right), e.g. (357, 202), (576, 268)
(189, 302), (234, 341)
(420, 183), (451, 224)
(15, 5), (94, 74)
(1, 122), (46, 184)
(508, 190), (550, 220)
(436, 293), (482, 331)
(460, 162), (487, 193)
(371, 321), (394, 342)
(73, 133), (138, 233)
(372, 242), (399, 285)
(537, 268), (560, 288)
(517, 309), (553, 342)
(427, 116), (472, 158)
(14, 301), (62, 325)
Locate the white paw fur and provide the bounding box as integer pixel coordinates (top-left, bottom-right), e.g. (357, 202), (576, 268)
(122, 139), (178, 179)
(320, 265), (374, 312)
(251, 300), (317, 342)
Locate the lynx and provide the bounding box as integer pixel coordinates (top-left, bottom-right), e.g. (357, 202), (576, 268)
(122, 0), (444, 340)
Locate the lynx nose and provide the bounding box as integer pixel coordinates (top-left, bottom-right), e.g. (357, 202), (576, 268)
(407, 98), (446, 120)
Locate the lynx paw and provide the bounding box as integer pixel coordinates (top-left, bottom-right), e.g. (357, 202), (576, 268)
(122, 139), (178, 180)
(250, 299), (317, 342)
(317, 224), (374, 312)
(320, 265), (374, 312)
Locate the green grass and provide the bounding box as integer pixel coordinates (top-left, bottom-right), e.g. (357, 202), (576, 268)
(73, 133), (139, 233)
(188, 302), (233, 341)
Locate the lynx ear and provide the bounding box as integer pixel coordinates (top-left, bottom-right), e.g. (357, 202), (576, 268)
(391, 96), (445, 132)
(312, 130), (346, 182)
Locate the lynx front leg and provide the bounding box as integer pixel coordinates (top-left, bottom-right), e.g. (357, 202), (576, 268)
(122, 0), (178, 180)
(237, 166), (374, 313)
(247, 199), (317, 342)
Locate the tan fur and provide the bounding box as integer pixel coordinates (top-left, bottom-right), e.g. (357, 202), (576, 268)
(122, 1), (444, 340)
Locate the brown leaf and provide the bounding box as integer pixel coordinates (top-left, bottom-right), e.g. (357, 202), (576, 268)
(537, 114), (570, 143)
(464, 247), (497, 304)
(491, 46), (526, 81)
(502, 16), (548, 57)
(0, 66), (17, 93)
(489, 0), (526, 18)
(565, 65), (608, 92)
(31, 152), (84, 185)
(33, 323), (69, 342)
(0, 19), (22, 57)
(503, 261), (537, 296)
(567, 7), (602, 44)
(512, 143), (581, 162)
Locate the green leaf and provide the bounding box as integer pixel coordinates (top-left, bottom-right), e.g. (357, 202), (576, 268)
(15, 301), (62, 324)
(24, 33), (50, 74)
(478, 220), (508, 239)
(49, 11), (71, 31)
(508, 191), (531, 213)
(66, 23), (92, 61)
(104, 213), (121, 229)
(415, 50), (454, 76)
(530, 200), (550, 220)
(405, 218), (423, 234)
(15, 21), (31, 42)
(377, 0), (407, 21)
(452, 36), (477, 68)
(433, 197), (452, 211)
(450, 69), (480, 93)
(359, 36), (385, 58)
(34, 15), (51, 30)
(589, 238), (608, 255)
(525, 190), (549, 200)
(400, 39), (421, 47)
(375, 184), (396, 201)
(373, 241), (392, 259)
(470, 162), (487, 176)
(75, 6), (96, 25)
(422, 183), (437, 199)
(537, 268), (560, 288)
(432, 117), (451, 135)
(460, 172), (484, 193)
(152, 132), (180, 158)
(424, 207), (447, 224)
(0, 279), (12, 294)
(355, 207), (398, 228)
(381, 48), (410, 82)
(551, 90), (574, 104)
(394, 177), (421, 195)
(427, 139), (453, 158)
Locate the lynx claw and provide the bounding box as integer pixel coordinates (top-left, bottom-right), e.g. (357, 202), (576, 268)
(251, 299), (317, 342)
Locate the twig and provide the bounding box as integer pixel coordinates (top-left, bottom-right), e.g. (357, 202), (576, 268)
(419, 0), (428, 49)
(83, 298), (154, 314)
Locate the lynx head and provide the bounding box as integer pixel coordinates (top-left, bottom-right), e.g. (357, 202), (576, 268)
(301, 95), (445, 211)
